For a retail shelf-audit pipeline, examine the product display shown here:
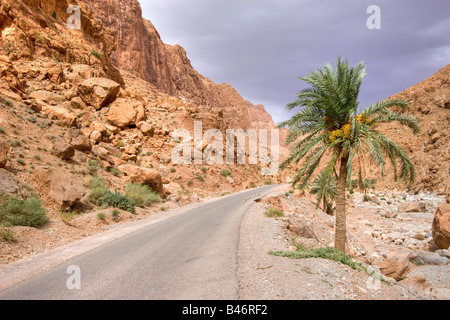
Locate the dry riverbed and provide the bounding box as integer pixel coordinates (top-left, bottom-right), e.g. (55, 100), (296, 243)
(237, 188), (449, 300)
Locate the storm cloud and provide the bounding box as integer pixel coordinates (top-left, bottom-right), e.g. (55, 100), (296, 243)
(140, 0), (450, 123)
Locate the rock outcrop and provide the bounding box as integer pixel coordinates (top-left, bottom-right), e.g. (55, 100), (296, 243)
(374, 64), (450, 194)
(33, 168), (86, 211)
(78, 78), (120, 109)
(0, 139), (9, 168)
(432, 203), (450, 249)
(83, 0), (285, 137)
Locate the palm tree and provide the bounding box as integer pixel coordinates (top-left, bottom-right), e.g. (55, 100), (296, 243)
(278, 57), (419, 252)
(309, 171), (337, 215)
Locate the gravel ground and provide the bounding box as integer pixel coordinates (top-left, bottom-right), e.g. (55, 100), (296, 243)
(237, 197), (426, 300)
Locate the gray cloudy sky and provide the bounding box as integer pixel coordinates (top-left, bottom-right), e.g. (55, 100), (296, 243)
(140, 0), (450, 124)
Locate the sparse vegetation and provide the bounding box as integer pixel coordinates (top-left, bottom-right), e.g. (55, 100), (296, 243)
(111, 209), (120, 222)
(220, 168), (232, 177)
(124, 183), (162, 208)
(91, 49), (102, 59)
(264, 208), (284, 218)
(0, 195), (48, 228)
(270, 242), (365, 272)
(97, 212), (106, 221)
(0, 226), (15, 242)
(101, 190), (135, 214)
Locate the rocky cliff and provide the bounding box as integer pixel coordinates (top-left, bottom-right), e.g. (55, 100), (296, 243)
(375, 64), (450, 195)
(83, 0), (280, 133)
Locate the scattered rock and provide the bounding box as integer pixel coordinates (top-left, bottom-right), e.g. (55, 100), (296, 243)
(140, 123), (155, 137)
(107, 98), (146, 127)
(377, 257), (412, 281)
(65, 128), (92, 151)
(407, 250), (449, 265)
(118, 164), (164, 196)
(0, 139), (9, 168)
(52, 141), (75, 160)
(41, 104), (77, 127)
(32, 168), (86, 211)
(78, 77), (121, 109)
(432, 203), (450, 249)
(398, 202), (427, 213)
(0, 168), (19, 195)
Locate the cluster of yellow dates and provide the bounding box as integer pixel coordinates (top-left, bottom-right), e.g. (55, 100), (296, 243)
(325, 114), (370, 143)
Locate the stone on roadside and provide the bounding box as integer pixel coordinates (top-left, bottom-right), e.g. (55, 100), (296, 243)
(432, 203), (450, 249)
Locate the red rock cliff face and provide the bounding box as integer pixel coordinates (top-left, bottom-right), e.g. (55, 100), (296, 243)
(83, 0), (280, 133)
(0, 0), (124, 85)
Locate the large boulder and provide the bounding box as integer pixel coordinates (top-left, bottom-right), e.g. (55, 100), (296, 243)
(432, 203), (450, 249)
(398, 201), (427, 213)
(377, 257), (412, 281)
(41, 104), (77, 127)
(32, 168), (86, 211)
(0, 139), (9, 168)
(118, 164), (164, 196)
(29, 90), (65, 106)
(107, 98), (146, 128)
(0, 168), (19, 195)
(52, 142), (75, 160)
(78, 78), (120, 110)
(407, 250), (449, 265)
(65, 128), (92, 151)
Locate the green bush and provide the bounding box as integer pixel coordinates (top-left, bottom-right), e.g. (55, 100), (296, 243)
(0, 195), (48, 228)
(86, 176), (108, 190)
(91, 49), (102, 59)
(0, 227), (15, 242)
(269, 244), (366, 272)
(264, 208), (284, 218)
(88, 187), (108, 206)
(220, 168), (232, 177)
(97, 212), (106, 221)
(124, 183), (162, 208)
(101, 190), (135, 213)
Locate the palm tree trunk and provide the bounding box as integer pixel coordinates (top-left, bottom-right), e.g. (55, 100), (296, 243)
(335, 151), (349, 252)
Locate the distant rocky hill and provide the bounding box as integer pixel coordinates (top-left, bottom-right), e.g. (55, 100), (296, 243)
(83, 0), (284, 135)
(372, 64), (450, 195)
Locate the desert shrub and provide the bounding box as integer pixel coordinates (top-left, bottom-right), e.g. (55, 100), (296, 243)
(124, 183), (162, 208)
(97, 213), (106, 221)
(197, 174), (205, 182)
(101, 190), (135, 213)
(264, 179), (273, 185)
(87, 159), (102, 175)
(91, 49), (102, 59)
(200, 166), (208, 174)
(0, 195), (48, 228)
(88, 187), (107, 206)
(187, 179), (193, 187)
(86, 175), (108, 190)
(108, 166), (122, 177)
(111, 209), (120, 222)
(170, 167), (176, 173)
(0, 227), (15, 242)
(269, 243), (365, 272)
(264, 208), (284, 218)
(220, 168), (232, 177)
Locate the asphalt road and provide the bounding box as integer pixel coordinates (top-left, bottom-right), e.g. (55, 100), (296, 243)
(0, 185), (279, 300)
